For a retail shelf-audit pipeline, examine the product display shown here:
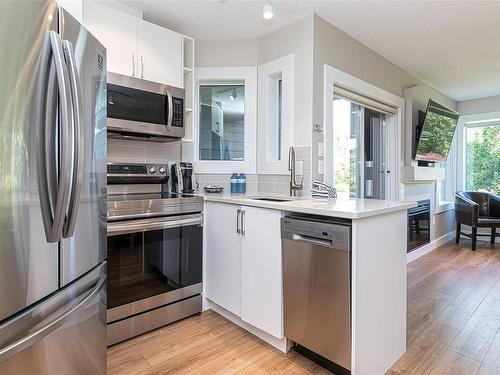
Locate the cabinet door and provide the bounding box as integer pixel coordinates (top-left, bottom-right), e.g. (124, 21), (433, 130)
(83, 0), (137, 76)
(241, 207), (283, 338)
(138, 20), (183, 87)
(205, 202), (242, 316)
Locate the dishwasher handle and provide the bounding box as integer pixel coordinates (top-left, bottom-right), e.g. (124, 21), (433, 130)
(281, 216), (351, 252)
(292, 233), (333, 248)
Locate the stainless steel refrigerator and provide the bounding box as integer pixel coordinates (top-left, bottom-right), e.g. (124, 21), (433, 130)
(0, 1), (107, 373)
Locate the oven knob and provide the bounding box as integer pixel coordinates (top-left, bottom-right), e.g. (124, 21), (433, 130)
(149, 166), (157, 174)
(159, 166), (166, 174)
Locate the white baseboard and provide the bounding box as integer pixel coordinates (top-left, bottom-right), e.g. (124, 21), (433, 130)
(407, 231), (455, 263)
(203, 298), (290, 353)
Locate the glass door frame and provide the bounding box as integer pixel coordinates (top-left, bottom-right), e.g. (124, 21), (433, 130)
(331, 97), (391, 199)
(323, 65), (404, 201)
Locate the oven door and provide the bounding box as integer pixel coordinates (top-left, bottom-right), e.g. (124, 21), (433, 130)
(106, 73), (185, 139)
(106, 214), (202, 323)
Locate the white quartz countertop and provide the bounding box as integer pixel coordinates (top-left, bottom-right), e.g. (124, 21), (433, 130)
(201, 192), (417, 219)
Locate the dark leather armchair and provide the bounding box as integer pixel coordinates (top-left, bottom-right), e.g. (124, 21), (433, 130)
(455, 191), (500, 250)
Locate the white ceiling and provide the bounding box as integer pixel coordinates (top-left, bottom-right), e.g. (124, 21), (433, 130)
(119, 0), (500, 101)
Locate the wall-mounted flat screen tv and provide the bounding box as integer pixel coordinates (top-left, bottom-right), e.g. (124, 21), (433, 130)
(415, 99), (460, 162)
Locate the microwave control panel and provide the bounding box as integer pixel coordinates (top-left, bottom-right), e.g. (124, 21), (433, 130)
(172, 97), (184, 128)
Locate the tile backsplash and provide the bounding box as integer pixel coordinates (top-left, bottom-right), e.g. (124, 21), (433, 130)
(195, 145), (312, 197)
(108, 139), (311, 197)
(107, 138), (182, 164)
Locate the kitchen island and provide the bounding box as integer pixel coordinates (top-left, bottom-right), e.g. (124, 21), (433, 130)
(202, 193), (416, 375)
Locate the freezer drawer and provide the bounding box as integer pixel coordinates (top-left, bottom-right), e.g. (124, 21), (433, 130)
(0, 262), (106, 375)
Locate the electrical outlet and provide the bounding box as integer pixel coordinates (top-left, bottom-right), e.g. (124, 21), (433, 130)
(313, 123), (324, 133)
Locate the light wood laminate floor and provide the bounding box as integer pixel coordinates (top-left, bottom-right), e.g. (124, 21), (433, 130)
(108, 240), (500, 375)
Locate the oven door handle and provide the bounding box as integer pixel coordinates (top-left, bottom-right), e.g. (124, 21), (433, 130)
(107, 215), (203, 236)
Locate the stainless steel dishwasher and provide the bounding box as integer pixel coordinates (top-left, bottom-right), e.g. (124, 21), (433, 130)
(282, 215), (351, 373)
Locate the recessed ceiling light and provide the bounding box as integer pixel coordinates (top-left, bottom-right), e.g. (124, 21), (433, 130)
(262, 0), (273, 20)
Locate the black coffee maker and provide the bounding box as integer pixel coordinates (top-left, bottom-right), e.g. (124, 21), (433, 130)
(171, 162), (195, 194)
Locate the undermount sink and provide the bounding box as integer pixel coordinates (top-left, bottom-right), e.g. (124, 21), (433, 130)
(249, 197), (294, 202)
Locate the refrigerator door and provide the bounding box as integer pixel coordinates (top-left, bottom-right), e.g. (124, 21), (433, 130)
(0, 0), (60, 321)
(0, 262), (106, 375)
(59, 8), (107, 286)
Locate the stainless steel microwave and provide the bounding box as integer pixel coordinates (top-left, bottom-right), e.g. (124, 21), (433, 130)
(107, 72), (185, 140)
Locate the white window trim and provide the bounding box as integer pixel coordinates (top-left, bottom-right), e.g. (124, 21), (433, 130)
(323, 65), (404, 200)
(257, 54), (294, 174)
(435, 130), (457, 214)
(456, 111), (500, 192)
(194, 66), (257, 174)
(435, 180), (455, 213)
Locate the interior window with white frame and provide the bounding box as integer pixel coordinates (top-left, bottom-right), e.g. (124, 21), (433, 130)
(195, 67), (257, 174)
(199, 84), (245, 161)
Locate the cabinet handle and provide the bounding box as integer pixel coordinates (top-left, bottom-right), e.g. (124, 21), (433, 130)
(132, 53), (136, 77)
(241, 210), (246, 236)
(236, 209), (241, 234)
(141, 55), (144, 79)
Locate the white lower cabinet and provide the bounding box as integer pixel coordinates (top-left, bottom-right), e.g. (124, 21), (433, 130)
(205, 202), (242, 316)
(205, 202), (283, 339)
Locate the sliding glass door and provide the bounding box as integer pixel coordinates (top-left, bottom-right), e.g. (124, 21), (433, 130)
(332, 97), (388, 199)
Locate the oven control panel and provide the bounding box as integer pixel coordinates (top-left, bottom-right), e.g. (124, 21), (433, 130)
(107, 163), (169, 176)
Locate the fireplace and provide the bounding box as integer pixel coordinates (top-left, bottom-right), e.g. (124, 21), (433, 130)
(407, 200), (431, 253)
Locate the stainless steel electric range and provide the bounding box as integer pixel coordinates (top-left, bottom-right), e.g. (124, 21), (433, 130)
(106, 163), (203, 346)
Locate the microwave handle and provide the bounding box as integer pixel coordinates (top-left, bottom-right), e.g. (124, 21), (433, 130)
(165, 88), (173, 131)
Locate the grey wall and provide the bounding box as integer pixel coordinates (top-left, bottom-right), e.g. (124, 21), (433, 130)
(194, 15), (460, 241)
(195, 39), (258, 67)
(309, 15), (456, 241)
(258, 15), (314, 147)
(457, 94), (500, 115)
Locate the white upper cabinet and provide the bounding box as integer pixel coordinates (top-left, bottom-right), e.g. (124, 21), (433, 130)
(83, 0), (138, 77)
(83, 0), (184, 86)
(138, 20), (183, 87)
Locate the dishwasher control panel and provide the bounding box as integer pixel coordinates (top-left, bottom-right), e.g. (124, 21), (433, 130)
(281, 217), (350, 251)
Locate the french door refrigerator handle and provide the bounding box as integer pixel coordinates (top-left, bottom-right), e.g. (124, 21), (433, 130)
(0, 272), (106, 362)
(36, 33), (56, 242)
(48, 31), (74, 243)
(36, 31), (73, 243)
(61, 39), (83, 238)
